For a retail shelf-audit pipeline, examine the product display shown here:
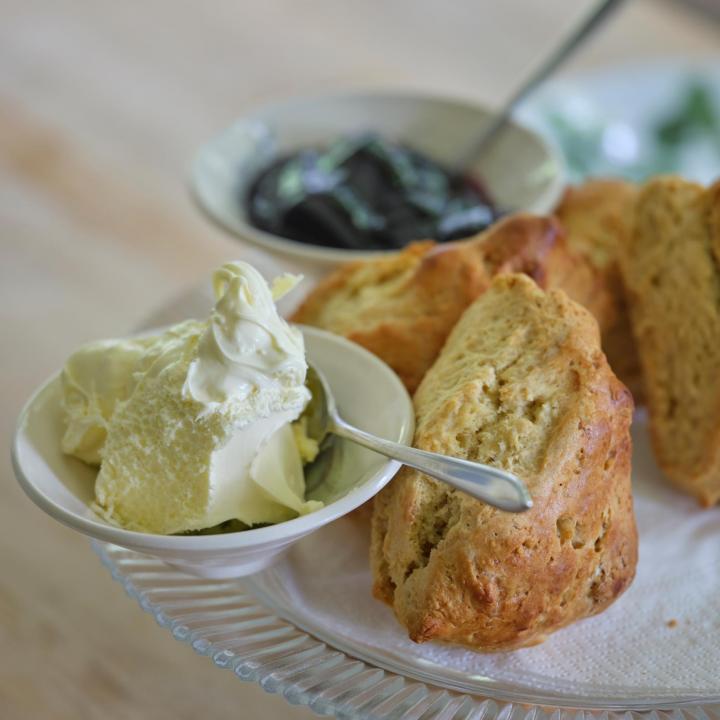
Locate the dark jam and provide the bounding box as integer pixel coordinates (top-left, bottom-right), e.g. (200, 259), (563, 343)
(246, 133), (502, 251)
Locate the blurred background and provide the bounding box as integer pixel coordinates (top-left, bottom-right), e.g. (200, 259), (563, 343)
(1, 1), (718, 718)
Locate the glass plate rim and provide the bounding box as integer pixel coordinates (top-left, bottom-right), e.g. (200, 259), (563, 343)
(247, 564), (720, 709)
(95, 541), (720, 720)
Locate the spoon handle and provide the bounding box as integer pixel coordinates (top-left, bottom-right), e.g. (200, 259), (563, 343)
(457, 0), (626, 168)
(331, 419), (532, 513)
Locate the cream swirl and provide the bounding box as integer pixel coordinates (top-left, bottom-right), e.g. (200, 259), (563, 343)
(182, 262), (307, 406)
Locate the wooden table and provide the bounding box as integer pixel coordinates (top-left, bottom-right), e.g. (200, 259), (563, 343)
(1, 1), (717, 717)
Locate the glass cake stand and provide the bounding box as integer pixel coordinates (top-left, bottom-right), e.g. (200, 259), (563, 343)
(105, 155), (720, 717)
(96, 541), (720, 720)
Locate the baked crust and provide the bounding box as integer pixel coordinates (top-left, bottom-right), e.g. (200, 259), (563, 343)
(371, 274), (637, 651)
(554, 180), (642, 398)
(621, 176), (720, 506)
(293, 180), (641, 398)
(292, 214), (570, 393)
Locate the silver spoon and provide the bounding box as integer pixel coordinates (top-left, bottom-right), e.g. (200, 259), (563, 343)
(457, 0), (626, 169)
(305, 365), (532, 513)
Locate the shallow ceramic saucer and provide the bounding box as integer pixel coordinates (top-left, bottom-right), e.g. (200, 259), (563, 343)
(12, 326), (414, 578)
(191, 90), (565, 263)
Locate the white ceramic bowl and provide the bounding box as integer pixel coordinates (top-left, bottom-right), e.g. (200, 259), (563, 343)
(12, 326), (414, 578)
(191, 90), (565, 263)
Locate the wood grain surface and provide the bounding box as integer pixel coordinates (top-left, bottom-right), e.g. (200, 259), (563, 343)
(1, 1), (718, 717)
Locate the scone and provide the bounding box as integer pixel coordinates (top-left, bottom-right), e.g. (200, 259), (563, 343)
(554, 180), (642, 397)
(371, 274), (637, 651)
(292, 214), (576, 393)
(621, 176), (720, 506)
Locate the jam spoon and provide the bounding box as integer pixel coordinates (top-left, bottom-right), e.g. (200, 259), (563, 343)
(305, 364), (533, 513)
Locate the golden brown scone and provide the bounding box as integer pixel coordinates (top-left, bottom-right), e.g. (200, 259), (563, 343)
(371, 274), (637, 651)
(621, 176), (720, 506)
(554, 180), (642, 397)
(556, 180), (637, 270)
(292, 214), (566, 393)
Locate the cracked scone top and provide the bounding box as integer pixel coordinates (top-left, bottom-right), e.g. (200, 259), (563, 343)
(291, 214), (564, 393)
(61, 261), (321, 534)
(371, 273), (637, 651)
(291, 212), (618, 395)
